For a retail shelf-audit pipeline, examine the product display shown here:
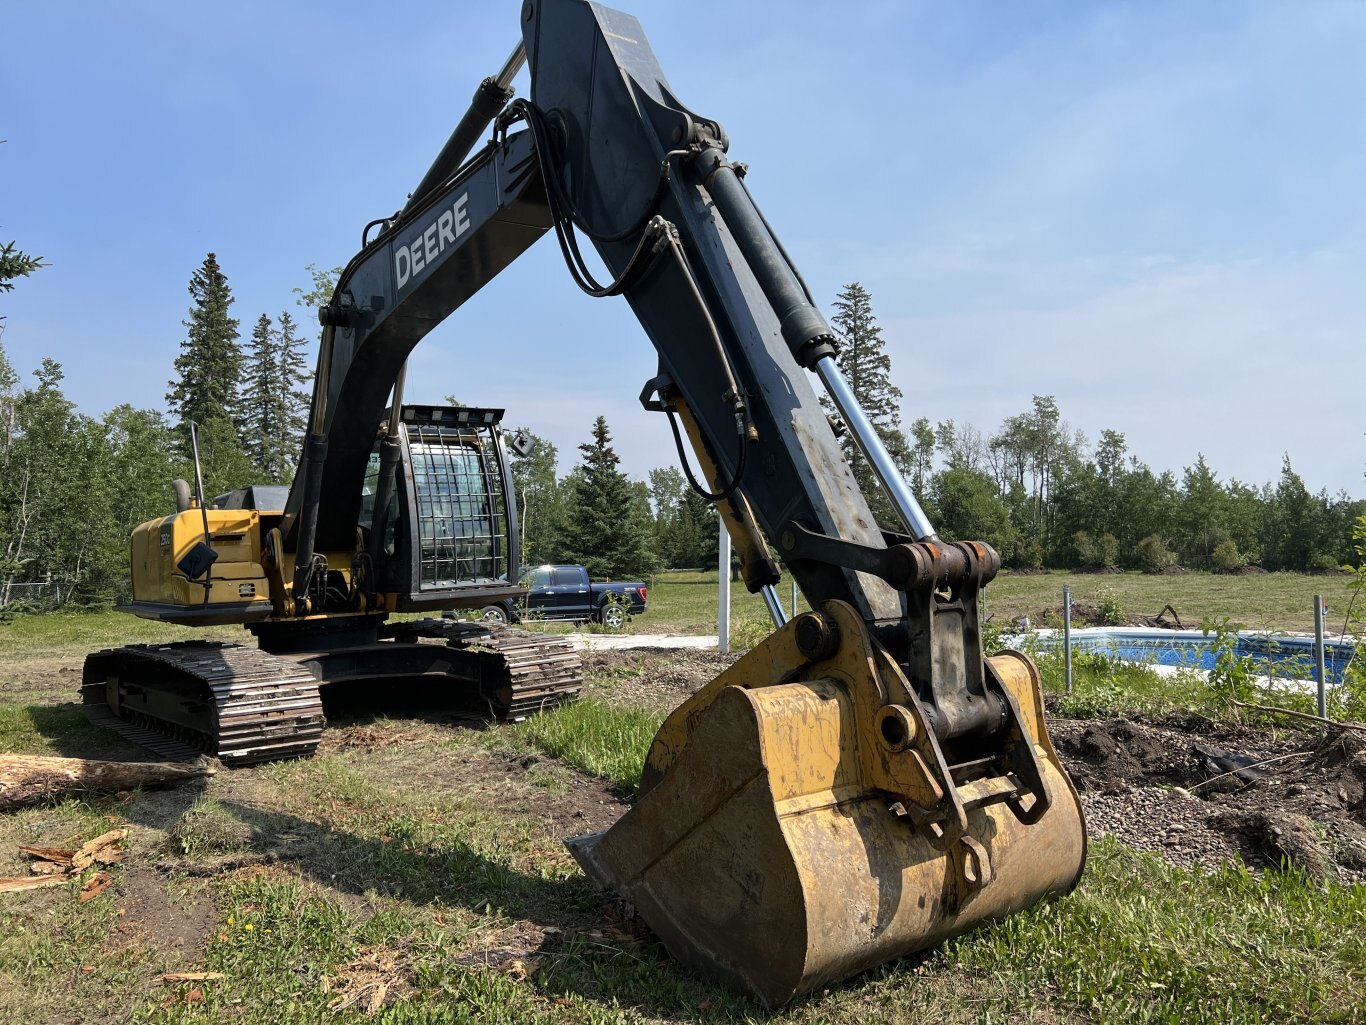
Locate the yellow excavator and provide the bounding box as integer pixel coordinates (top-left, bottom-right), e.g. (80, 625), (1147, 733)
(87, 0), (1086, 1004)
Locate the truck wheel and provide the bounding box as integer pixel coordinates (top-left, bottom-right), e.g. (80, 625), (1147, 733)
(598, 604), (626, 630)
(479, 605), (509, 625)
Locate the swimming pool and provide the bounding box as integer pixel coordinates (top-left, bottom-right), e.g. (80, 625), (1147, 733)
(1026, 627), (1357, 686)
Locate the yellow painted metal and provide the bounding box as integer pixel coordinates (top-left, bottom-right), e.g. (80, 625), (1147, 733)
(129, 507), (273, 613)
(126, 508), (357, 625)
(668, 393), (780, 589)
(572, 601), (1086, 1005)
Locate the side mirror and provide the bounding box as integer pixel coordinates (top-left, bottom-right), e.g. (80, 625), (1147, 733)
(507, 430), (533, 458)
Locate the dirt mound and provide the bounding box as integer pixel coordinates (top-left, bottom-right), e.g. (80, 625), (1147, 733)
(580, 647), (739, 707)
(1051, 716), (1366, 882)
(1068, 719), (1184, 783)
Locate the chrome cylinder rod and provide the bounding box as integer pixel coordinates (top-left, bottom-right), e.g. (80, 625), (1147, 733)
(496, 41), (528, 88)
(761, 584), (789, 628)
(813, 354), (936, 540)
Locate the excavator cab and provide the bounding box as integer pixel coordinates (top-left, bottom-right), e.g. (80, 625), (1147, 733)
(359, 404), (523, 614)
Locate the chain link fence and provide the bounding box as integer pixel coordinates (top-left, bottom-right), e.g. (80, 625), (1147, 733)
(0, 580), (77, 610)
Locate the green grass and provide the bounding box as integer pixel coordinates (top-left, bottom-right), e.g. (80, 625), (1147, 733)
(2, 579), (1364, 1022)
(631, 570), (813, 635)
(982, 568), (1356, 634)
(0, 694), (1362, 1023)
(0, 703), (132, 755)
(513, 699), (665, 791)
(0, 607), (245, 662)
(936, 838), (1366, 1024)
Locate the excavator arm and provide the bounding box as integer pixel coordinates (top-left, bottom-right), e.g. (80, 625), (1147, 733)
(277, 0), (1086, 1003)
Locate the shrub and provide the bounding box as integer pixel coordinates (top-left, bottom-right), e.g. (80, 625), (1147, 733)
(1210, 539), (1246, 573)
(1074, 531), (1118, 570)
(1202, 617), (1258, 705)
(1135, 534), (1178, 574)
(1096, 586), (1124, 626)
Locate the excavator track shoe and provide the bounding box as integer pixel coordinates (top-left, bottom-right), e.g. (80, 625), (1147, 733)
(383, 619), (584, 719)
(82, 642), (324, 767)
(569, 603), (1085, 1005)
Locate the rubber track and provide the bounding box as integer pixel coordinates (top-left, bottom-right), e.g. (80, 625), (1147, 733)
(82, 642), (324, 766)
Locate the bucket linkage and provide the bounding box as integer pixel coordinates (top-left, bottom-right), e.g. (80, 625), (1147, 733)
(568, 539), (1087, 1005)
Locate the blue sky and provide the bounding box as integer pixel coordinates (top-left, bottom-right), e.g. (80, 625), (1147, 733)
(3, 0), (1363, 496)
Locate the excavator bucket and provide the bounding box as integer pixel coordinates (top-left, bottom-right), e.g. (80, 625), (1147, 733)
(569, 600), (1086, 1006)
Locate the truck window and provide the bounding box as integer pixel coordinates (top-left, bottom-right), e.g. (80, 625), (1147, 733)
(551, 567), (584, 587)
(525, 567), (552, 588)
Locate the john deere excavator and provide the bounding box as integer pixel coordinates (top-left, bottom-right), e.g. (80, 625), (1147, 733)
(86, 0), (1086, 1004)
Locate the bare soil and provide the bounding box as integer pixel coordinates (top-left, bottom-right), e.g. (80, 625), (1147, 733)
(1049, 713), (1366, 883)
(581, 647), (1366, 882)
(578, 647), (739, 708)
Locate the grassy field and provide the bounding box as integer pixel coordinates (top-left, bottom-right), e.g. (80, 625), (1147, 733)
(0, 575), (1362, 1021)
(979, 569), (1358, 635)
(0, 650), (1362, 1024)
(0, 569), (1352, 661)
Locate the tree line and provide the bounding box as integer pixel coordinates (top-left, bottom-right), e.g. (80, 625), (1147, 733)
(1, 250), (1361, 607)
(822, 283), (1363, 575)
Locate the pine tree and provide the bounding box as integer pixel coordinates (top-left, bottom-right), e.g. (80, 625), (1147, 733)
(0, 240), (44, 296)
(166, 254), (242, 447)
(562, 417), (655, 579)
(824, 282), (910, 526)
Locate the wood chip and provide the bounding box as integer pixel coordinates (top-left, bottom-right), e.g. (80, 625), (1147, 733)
(78, 871), (112, 903)
(159, 972), (225, 984)
(29, 861), (68, 876)
(0, 875), (69, 893)
(71, 829), (127, 871)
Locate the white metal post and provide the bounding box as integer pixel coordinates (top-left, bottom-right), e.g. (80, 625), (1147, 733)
(1315, 594), (1328, 719)
(1063, 585), (1073, 694)
(718, 520), (731, 654)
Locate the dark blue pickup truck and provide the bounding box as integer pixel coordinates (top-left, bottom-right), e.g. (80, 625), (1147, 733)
(469, 564), (648, 628)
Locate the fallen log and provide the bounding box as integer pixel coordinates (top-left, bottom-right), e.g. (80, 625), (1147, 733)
(0, 754), (216, 812)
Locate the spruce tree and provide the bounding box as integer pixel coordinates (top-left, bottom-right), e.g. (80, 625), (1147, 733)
(562, 416), (655, 579)
(824, 282), (910, 526)
(166, 254), (242, 447)
(0, 240), (44, 296)
(276, 310), (312, 454)
(239, 314), (289, 480)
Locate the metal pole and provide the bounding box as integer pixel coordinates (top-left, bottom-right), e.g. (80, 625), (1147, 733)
(1063, 584), (1073, 694)
(1315, 594), (1328, 719)
(718, 520), (731, 654)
